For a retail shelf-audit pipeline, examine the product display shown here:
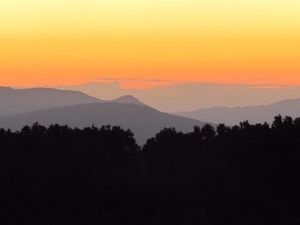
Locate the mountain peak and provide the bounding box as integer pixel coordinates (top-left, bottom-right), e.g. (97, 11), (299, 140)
(112, 95), (146, 106)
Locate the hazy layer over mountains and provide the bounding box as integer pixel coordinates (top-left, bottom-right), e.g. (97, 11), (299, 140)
(60, 82), (300, 112)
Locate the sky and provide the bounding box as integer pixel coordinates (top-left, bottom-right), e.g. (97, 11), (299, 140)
(0, 0), (300, 88)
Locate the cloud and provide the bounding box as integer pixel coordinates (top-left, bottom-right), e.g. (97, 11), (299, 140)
(90, 77), (187, 89)
(92, 77), (180, 83)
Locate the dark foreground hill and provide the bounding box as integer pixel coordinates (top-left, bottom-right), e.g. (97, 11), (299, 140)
(178, 97), (300, 125)
(0, 102), (206, 144)
(0, 116), (299, 225)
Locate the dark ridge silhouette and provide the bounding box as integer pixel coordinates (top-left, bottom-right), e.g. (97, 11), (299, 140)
(0, 86), (103, 117)
(178, 97), (300, 125)
(0, 102), (207, 145)
(0, 116), (300, 224)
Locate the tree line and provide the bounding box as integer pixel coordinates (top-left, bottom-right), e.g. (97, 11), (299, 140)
(0, 115), (299, 224)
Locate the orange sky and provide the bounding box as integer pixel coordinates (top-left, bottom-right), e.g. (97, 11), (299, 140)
(1, 0), (300, 88)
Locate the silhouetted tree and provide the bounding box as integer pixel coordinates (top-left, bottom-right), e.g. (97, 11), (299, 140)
(1, 116), (300, 225)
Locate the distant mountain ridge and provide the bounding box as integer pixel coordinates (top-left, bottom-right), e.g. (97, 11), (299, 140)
(178, 98), (300, 125)
(0, 86), (103, 117)
(60, 82), (300, 112)
(0, 86), (150, 117)
(0, 102), (207, 145)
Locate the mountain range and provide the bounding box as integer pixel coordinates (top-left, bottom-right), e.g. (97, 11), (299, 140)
(1, 85), (300, 143)
(0, 87), (206, 144)
(0, 87), (147, 117)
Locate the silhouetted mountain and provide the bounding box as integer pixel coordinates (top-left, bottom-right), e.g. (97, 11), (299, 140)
(0, 102), (207, 144)
(112, 95), (146, 106)
(178, 98), (300, 125)
(0, 86), (103, 117)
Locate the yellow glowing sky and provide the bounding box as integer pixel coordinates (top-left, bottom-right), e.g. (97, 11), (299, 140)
(1, 0), (300, 87)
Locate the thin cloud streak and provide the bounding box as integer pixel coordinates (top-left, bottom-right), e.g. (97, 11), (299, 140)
(91, 77), (298, 90)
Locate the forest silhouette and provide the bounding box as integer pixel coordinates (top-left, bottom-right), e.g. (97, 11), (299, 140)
(0, 116), (299, 224)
